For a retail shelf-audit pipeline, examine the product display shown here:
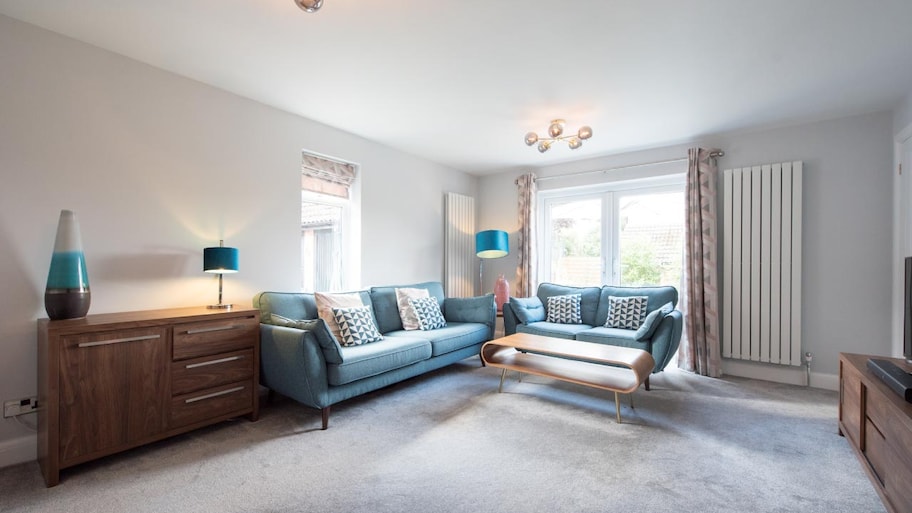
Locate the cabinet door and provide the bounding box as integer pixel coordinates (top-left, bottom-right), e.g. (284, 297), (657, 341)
(58, 326), (169, 464)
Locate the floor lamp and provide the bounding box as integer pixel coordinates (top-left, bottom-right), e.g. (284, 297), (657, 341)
(475, 229), (509, 294)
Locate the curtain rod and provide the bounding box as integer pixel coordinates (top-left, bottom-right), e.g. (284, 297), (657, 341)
(516, 150), (724, 184)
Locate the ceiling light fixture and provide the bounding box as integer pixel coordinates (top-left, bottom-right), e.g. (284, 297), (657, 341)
(294, 0), (324, 13)
(524, 119), (593, 153)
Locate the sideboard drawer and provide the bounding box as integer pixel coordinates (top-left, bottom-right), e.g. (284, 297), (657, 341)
(171, 348), (254, 396)
(172, 316), (257, 360)
(170, 381), (253, 429)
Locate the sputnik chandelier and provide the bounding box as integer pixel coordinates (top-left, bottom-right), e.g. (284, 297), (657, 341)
(524, 119), (593, 153)
(294, 0), (324, 12)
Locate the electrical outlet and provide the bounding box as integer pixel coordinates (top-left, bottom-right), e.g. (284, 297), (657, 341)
(3, 397), (38, 418)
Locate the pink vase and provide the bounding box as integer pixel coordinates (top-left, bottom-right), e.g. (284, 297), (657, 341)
(494, 274), (510, 312)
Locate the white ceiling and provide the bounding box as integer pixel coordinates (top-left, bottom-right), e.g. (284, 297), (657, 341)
(2, 0), (912, 175)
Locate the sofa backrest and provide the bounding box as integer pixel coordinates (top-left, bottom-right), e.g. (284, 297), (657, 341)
(252, 290), (373, 323)
(536, 283), (603, 326)
(369, 281), (446, 333)
(595, 285), (678, 327)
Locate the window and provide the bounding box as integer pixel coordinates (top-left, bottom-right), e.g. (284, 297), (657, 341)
(301, 152), (359, 292)
(539, 175), (685, 288)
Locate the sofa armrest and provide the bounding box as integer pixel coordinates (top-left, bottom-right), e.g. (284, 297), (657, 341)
(443, 294), (496, 339)
(503, 302), (519, 336)
(259, 324), (331, 409)
(648, 310), (684, 373)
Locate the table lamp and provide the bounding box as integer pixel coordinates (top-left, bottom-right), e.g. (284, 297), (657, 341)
(203, 240), (238, 309)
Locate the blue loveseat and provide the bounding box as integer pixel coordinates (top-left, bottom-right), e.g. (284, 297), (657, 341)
(503, 283), (683, 379)
(253, 282), (495, 429)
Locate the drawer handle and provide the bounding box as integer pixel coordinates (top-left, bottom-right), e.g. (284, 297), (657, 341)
(185, 325), (241, 335)
(184, 386), (245, 404)
(185, 355), (242, 369)
(78, 334), (160, 348)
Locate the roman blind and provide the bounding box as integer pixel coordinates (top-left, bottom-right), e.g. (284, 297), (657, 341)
(302, 153), (357, 198)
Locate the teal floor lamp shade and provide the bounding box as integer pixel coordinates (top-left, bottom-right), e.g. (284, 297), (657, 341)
(475, 229), (509, 294)
(45, 210), (91, 320)
(204, 240), (238, 309)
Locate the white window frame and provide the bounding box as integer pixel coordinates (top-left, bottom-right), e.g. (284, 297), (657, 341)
(300, 153), (361, 292)
(537, 173), (685, 286)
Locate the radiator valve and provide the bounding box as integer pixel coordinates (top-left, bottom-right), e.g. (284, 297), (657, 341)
(804, 352), (813, 387)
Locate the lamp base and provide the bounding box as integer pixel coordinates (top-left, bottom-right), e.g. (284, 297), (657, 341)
(207, 303), (234, 310)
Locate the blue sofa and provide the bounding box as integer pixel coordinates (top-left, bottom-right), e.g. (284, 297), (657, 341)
(503, 283), (683, 381)
(253, 282), (495, 429)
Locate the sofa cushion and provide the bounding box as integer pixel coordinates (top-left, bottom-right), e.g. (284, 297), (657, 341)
(266, 314), (344, 364)
(576, 327), (648, 351)
(386, 322), (487, 356)
(537, 283), (602, 326)
(370, 282), (446, 334)
(605, 296), (648, 329)
(546, 294), (583, 324)
(595, 286), (678, 327)
(327, 337), (432, 386)
(635, 302), (675, 341)
(410, 297), (447, 330)
(510, 296), (546, 324)
(395, 287), (430, 330)
(517, 321), (594, 340)
(316, 291), (366, 341)
(333, 306), (384, 346)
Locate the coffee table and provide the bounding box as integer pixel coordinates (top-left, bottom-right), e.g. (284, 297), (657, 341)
(480, 333), (655, 423)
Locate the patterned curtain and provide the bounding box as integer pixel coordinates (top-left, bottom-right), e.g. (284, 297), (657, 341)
(515, 173), (537, 297)
(678, 148), (723, 377)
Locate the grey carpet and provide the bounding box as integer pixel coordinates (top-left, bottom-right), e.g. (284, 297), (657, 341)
(0, 360), (885, 513)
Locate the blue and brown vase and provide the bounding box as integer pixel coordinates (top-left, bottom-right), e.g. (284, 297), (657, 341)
(44, 210), (91, 320)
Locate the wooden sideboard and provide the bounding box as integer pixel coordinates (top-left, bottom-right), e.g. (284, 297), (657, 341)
(38, 306), (260, 486)
(839, 353), (912, 513)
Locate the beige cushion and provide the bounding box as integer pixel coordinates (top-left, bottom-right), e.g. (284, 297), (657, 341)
(315, 292), (364, 341)
(395, 287), (430, 330)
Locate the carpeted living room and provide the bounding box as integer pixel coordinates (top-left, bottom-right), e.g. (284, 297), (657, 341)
(1, 2), (912, 513)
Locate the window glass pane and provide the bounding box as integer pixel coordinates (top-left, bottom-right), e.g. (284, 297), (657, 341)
(548, 198), (602, 286)
(302, 199), (343, 291)
(618, 192), (684, 287)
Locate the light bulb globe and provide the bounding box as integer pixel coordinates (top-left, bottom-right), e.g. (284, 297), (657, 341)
(538, 141), (551, 153)
(578, 126), (592, 140)
(568, 137), (582, 150)
(548, 121), (564, 138)
(524, 132), (539, 146)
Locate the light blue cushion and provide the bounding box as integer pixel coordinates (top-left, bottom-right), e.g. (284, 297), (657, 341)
(509, 296), (546, 324)
(327, 337), (431, 386)
(370, 282), (446, 333)
(634, 302), (675, 341)
(576, 327), (647, 350)
(516, 321), (594, 339)
(537, 283), (602, 326)
(387, 322), (488, 357)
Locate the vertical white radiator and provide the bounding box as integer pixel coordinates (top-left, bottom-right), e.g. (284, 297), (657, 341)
(444, 192), (475, 298)
(722, 162), (802, 366)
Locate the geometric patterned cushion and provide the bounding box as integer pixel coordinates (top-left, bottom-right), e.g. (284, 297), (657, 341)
(332, 306), (384, 346)
(605, 296), (649, 329)
(546, 294), (582, 324)
(408, 296), (447, 331)
(395, 287), (430, 330)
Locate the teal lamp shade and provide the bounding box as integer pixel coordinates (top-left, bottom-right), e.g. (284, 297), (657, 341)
(476, 230), (509, 258)
(203, 241), (238, 309)
(45, 210), (91, 320)
(203, 246), (239, 274)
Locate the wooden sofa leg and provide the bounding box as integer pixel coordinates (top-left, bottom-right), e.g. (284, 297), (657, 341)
(321, 406), (330, 430)
(644, 377), (650, 391)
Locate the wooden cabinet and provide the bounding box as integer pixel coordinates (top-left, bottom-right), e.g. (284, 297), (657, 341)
(38, 307), (259, 487)
(839, 353), (912, 513)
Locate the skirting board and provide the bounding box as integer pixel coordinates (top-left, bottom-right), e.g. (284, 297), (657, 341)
(0, 434), (36, 469)
(722, 358), (838, 391)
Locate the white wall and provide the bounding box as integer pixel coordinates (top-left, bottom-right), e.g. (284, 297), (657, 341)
(479, 112), (895, 389)
(0, 15), (476, 466)
(893, 90), (912, 357)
